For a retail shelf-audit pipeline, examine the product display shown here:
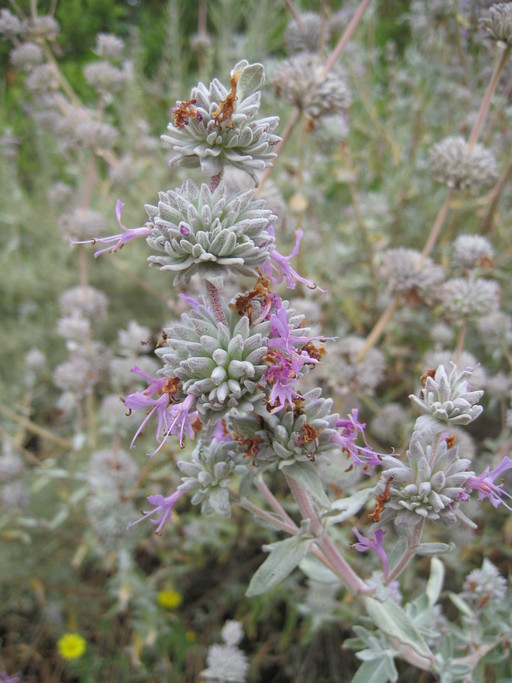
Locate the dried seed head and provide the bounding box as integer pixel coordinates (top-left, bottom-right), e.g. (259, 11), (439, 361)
(480, 3), (512, 45)
(429, 136), (497, 192)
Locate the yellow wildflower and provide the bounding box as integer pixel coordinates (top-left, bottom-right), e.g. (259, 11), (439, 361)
(57, 633), (87, 660)
(157, 589), (183, 609)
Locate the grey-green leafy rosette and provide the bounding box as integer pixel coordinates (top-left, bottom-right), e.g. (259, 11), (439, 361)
(145, 179), (275, 288)
(228, 388), (340, 469)
(163, 60), (280, 180)
(157, 299), (271, 420)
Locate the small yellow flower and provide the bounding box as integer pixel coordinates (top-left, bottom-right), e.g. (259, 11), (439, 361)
(157, 589), (183, 609)
(185, 630), (196, 642)
(57, 633), (87, 660)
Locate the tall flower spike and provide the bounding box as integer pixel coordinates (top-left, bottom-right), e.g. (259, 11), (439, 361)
(163, 60), (280, 180)
(71, 200), (152, 257)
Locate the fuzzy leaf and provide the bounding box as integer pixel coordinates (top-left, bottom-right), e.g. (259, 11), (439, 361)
(299, 555), (339, 584)
(246, 535), (312, 596)
(281, 461), (331, 509)
(426, 557), (445, 607)
(350, 657), (398, 683)
(324, 488), (374, 526)
(416, 542), (454, 556)
(364, 597), (433, 660)
(446, 591), (474, 618)
(237, 63), (265, 100)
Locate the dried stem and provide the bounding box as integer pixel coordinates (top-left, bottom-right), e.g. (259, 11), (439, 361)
(467, 45), (511, 152)
(355, 298), (399, 364)
(418, 191), (453, 265)
(318, 0), (373, 81)
(255, 107), (302, 196)
(454, 322), (467, 367)
(0, 403), (74, 450)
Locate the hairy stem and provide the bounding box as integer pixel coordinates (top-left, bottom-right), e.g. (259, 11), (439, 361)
(285, 474), (370, 594)
(454, 322), (467, 367)
(206, 281), (228, 326)
(385, 519), (425, 584)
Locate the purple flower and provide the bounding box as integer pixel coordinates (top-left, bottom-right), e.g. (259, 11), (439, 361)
(352, 528), (389, 574)
(464, 456), (512, 510)
(128, 489), (185, 535)
(0, 672), (20, 683)
(70, 200), (152, 257)
(265, 350), (304, 412)
(332, 410), (382, 473)
(178, 292), (211, 312)
(123, 366), (197, 454)
(261, 227), (326, 292)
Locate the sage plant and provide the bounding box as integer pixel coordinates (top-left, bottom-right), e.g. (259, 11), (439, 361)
(73, 51), (512, 682)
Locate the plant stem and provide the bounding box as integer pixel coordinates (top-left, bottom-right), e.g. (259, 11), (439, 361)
(318, 0), (372, 81)
(285, 474), (370, 594)
(355, 298), (399, 364)
(385, 519), (425, 584)
(418, 192), (453, 265)
(255, 107), (302, 196)
(454, 322), (467, 366)
(482, 162), (512, 234)
(0, 403), (73, 450)
(206, 281), (228, 325)
(467, 45), (511, 152)
(255, 475), (297, 528)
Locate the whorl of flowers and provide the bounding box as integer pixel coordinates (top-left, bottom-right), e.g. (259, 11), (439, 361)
(145, 180), (276, 288)
(480, 3), (512, 45)
(0, 9), (21, 38)
(439, 277), (500, 322)
(409, 363), (484, 428)
(60, 286), (108, 320)
(84, 61), (127, 95)
(284, 12), (329, 54)
(452, 234), (494, 271)
(21, 15), (59, 42)
(227, 388), (340, 469)
(10, 42), (44, 71)
(177, 437), (240, 517)
(95, 33), (125, 61)
(156, 298), (271, 421)
(162, 60), (280, 180)
(373, 434), (474, 530)
(429, 136), (497, 192)
(58, 208), (107, 242)
(272, 54), (351, 125)
(379, 248), (445, 303)
(321, 335), (385, 396)
(463, 558), (508, 607)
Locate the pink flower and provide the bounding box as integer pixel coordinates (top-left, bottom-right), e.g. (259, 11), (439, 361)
(333, 410), (382, 473)
(352, 528), (389, 574)
(464, 456), (512, 510)
(128, 490), (185, 535)
(70, 200), (152, 257)
(261, 227), (326, 292)
(123, 366), (197, 454)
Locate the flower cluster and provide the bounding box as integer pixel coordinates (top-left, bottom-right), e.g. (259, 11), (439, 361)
(163, 60), (280, 180)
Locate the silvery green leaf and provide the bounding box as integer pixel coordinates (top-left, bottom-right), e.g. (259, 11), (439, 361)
(417, 542), (454, 556)
(324, 488), (374, 526)
(237, 63), (265, 100)
(238, 471), (255, 499)
(281, 461), (331, 510)
(299, 555), (339, 584)
(350, 657), (398, 683)
(364, 597), (433, 660)
(208, 487), (231, 517)
(446, 591), (474, 618)
(246, 535), (312, 596)
(426, 557), (445, 607)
